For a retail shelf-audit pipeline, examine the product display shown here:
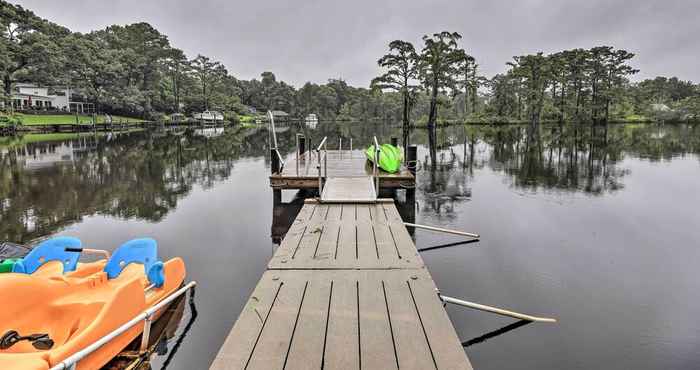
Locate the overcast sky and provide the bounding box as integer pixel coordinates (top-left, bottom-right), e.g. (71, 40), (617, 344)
(14, 0), (700, 87)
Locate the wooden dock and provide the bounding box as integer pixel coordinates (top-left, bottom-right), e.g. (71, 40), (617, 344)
(270, 150), (415, 190)
(210, 200), (472, 370)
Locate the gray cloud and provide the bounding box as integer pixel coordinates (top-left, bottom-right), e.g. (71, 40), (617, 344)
(14, 0), (700, 87)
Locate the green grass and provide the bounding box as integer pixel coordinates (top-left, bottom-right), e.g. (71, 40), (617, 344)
(13, 113), (146, 125)
(0, 129), (146, 148)
(239, 114), (260, 123)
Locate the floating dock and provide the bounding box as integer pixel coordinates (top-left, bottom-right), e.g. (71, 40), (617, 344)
(210, 200), (472, 369)
(270, 150), (415, 191)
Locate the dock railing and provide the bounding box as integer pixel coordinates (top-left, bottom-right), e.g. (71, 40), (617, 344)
(49, 281), (197, 370)
(316, 136), (328, 195)
(267, 111), (284, 173)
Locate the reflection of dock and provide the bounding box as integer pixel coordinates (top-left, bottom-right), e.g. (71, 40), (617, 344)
(211, 199), (472, 369)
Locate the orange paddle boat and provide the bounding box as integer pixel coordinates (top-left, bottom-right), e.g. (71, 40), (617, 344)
(0, 237), (187, 370)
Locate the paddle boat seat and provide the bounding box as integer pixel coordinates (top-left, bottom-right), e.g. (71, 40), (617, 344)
(104, 238), (165, 288)
(12, 237), (82, 275)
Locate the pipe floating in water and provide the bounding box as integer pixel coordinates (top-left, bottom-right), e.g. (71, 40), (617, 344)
(440, 294), (557, 323)
(404, 222), (480, 239)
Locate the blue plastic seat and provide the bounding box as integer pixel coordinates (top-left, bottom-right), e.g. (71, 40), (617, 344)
(12, 237), (82, 274)
(104, 238), (165, 287)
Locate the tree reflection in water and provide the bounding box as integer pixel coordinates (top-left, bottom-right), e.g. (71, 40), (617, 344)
(415, 123), (700, 217)
(2, 123), (698, 243)
(0, 127), (271, 242)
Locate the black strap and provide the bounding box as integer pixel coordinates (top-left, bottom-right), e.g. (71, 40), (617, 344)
(0, 330), (53, 350)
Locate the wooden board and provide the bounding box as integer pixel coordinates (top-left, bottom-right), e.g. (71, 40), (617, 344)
(269, 203), (423, 270)
(210, 270), (472, 370)
(321, 177), (376, 202)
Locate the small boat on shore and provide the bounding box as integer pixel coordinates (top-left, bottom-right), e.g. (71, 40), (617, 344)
(0, 237), (187, 370)
(193, 110), (224, 122)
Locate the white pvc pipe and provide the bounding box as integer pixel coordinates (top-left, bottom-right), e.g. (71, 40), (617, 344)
(404, 222), (480, 239)
(440, 295), (556, 323)
(50, 281), (197, 370)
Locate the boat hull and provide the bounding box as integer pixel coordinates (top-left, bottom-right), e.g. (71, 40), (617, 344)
(0, 258), (186, 370)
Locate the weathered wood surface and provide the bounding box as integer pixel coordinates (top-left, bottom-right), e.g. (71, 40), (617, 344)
(269, 203), (423, 270)
(321, 177), (376, 202)
(211, 202), (472, 370)
(210, 270), (472, 370)
(271, 150), (414, 189)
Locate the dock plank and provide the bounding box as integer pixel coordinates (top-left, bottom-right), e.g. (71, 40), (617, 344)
(322, 177), (376, 202)
(283, 278), (333, 369)
(212, 270), (471, 370)
(245, 278), (307, 369)
(358, 274), (398, 369)
(212, 200), (471, 370)
(324, 278), (360, 369)
(268, 203), (424, 270)
(209, 277), (282, 370)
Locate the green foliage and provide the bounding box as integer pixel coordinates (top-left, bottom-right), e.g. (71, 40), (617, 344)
(417, 31), (466, 129)
(3, 1), (698, 126)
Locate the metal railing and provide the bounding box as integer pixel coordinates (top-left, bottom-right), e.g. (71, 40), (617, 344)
(316, 136), (328, 196)
(50, 281), (197, 370)
(373, 136), (380, 197)
(267, 111), (284, 172)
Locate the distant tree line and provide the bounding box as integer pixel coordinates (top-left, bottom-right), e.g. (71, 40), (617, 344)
(2, 1), (699, 124)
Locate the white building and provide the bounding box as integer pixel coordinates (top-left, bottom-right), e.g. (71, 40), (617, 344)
(6, 83), (94, 113)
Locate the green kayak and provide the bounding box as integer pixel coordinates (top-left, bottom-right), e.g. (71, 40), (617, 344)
(0, 258), (19, 273)
(366, 144), (403, 173)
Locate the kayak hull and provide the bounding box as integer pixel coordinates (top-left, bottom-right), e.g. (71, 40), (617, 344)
(365, 144), (403, 173)
(0, 258), (186, 370)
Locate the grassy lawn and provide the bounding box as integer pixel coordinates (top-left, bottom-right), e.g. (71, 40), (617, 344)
(0, 129), (146, 148)
(14, 114), (147, 125)
(239, 114), (262, 123)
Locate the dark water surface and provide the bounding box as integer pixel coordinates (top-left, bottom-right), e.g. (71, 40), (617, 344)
(1, 123), (699, 369)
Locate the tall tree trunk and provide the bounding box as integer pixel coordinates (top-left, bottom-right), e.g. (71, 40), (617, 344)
(471, 66), (478, 114)
(3, 73), (12, 97)
(427, 79), (439, 167)
(591, 78), (598, 124)
(559, 82), (566, 124)
(463, 66), (470, 117)
(427, 80), (439, 129)
(402, 88), (409, 152)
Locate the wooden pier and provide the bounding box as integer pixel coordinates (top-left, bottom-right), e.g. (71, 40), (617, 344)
(270, 150), (415, 191)
(210, 200), (472, 370)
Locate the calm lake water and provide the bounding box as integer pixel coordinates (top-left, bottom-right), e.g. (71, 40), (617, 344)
(1, 122), (699, 369)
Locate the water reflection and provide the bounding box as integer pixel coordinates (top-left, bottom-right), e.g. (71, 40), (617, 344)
(2, 123), (698, 244)
(0, 127), (270, 242)
(104, 289), (198, 369)
(1, 122), (699, 369)
(461, 320), (532, 348)
(413, 123), (700, 219)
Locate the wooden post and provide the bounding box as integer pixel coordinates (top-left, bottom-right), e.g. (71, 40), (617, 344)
(406, 145), (417, 204)
(273, 188), (282, 204)
(271, 148), (282, 203)
(270, 149), (280, 174)
(407, 145), (417, 174)
(299, 137), (306, 158)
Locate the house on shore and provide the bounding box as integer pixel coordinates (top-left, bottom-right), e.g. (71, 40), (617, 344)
(3, 83), (94, 113)
(270, 110), (290, 122)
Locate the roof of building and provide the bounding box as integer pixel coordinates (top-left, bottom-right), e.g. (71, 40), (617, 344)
(271, 110), (289, 116)
(10, 93), (54, 99)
